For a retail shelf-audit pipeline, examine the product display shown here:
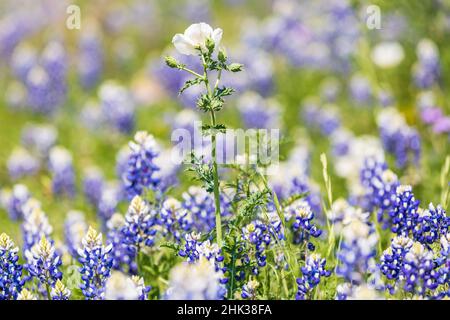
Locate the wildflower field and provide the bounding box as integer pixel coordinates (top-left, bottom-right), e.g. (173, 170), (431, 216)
(0, 0), (450, 301)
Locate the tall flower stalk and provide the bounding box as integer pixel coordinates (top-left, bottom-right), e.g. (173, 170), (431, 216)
(166, 23), (243, 248)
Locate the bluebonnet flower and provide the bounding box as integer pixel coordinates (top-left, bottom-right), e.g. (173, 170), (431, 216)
(412, 204), (449, 246)
(179, 232), (224, 264)
(401, 242), (439, 296)
(99, 81), (135, 134)
(64, 211), (87, 259)
(21, 124), (57, 157)
(78, 31), (103, 89)
(241, 221), (271, 274)
(121, 196), (158, 255)
(25, 236), (63, 291)
(48, 146), (75, 197)
(3, 184), (30, 220)
(182, 186), (231, 233)
(97, 182), (121, 224)
(296, 253), (331, 300)
(284, 200), (322, 249)
(380, 235), (414, 284)
(7, 147), (39, 180)
(337, 219), (378, 285)
(22, 205), (53, 253)
(51, 279), (71, 300)
(327, 198), (370, 235)
(159, 198), (193, 242)
(25, 65), (53, 114)
(377, 108), (421, 168)
(413, 39), (440, 89)
(360, 157), (399, 225)
(237, 92), (280, 129)
(25, 41), (67, 114)
(123, 131), (160, 200)
(241, 279), (259, 299)
(164, 257), (226, 300)
(389, 185), (420, 236)
(11, 43), (37, 82)
(0, 233), (25, 300)
(302, 100), (341, 136)
(83, 167), (104, 207)
(153, 148), (181, 192)
(106, 213), (137, 275)
(78, 226), (113, 300)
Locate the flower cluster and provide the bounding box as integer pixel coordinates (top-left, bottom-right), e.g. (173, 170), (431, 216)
(2, 184), (30, 220)
(123, 131), (160, 200)
(78, 226), (113, 300)
(0, 233), (25, 300)
(296, 253), (331, 300)
(158, 198), (193, 242)
(284, 200), (321, 250)
(48, 146), (75, 197)
(377, 108), (421, 168)
(25, 236), (63, 291)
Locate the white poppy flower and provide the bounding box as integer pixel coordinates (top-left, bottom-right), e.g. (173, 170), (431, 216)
(172, 22), (223, 55)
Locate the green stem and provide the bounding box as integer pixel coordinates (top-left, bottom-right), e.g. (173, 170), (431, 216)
(202, 54), (223, 248)
(46, 283), (51, 300)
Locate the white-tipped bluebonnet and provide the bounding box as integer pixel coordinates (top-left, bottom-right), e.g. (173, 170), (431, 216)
(0, 233), (25, 300)
(377, 108), (421, 168)
(3, 184), (30, 220)
(51, 279), (71, 300)
(99, 81), (135, 134)
(360, 157), (399, 225)
(296, 253), (331, 300)
(241, 221), (271, 274)
(132, 275), (151, 300)
(164, 257), (226, 300)
(413, 39), (440, 89)
(7, 147), (39, 180)
(380, 235), (414, 286)
(16, 288), (37, 300)
(284, 200), (321, 250)
(21, 123), (57, 157)
(401, 242), (439, 296)
(121, 196), (158, 254)
(159, 198), (193, 242)
(64, 211), (87, 259)
(83, 167), (104, 207)
(78, 226), (113, 300)
(389, 185), (420, 236)
(78, 31), (103, 89)
(337, 219), (378, 284)
(327, 198), (370, 235)
(106, 213), (137, 274)
(25, 236), (63, 291)
(48, 146), (75, 197)
(21, 205), (53, 253)
(123, 131), (160, 200)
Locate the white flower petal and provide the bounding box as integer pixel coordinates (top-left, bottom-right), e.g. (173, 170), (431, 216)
(212, 28), (223, 48)
(172, 34), (197, 55)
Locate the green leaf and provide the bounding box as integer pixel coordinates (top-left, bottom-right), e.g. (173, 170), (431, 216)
(179, 77), (203, 94)
(227, 63), (244, 72)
